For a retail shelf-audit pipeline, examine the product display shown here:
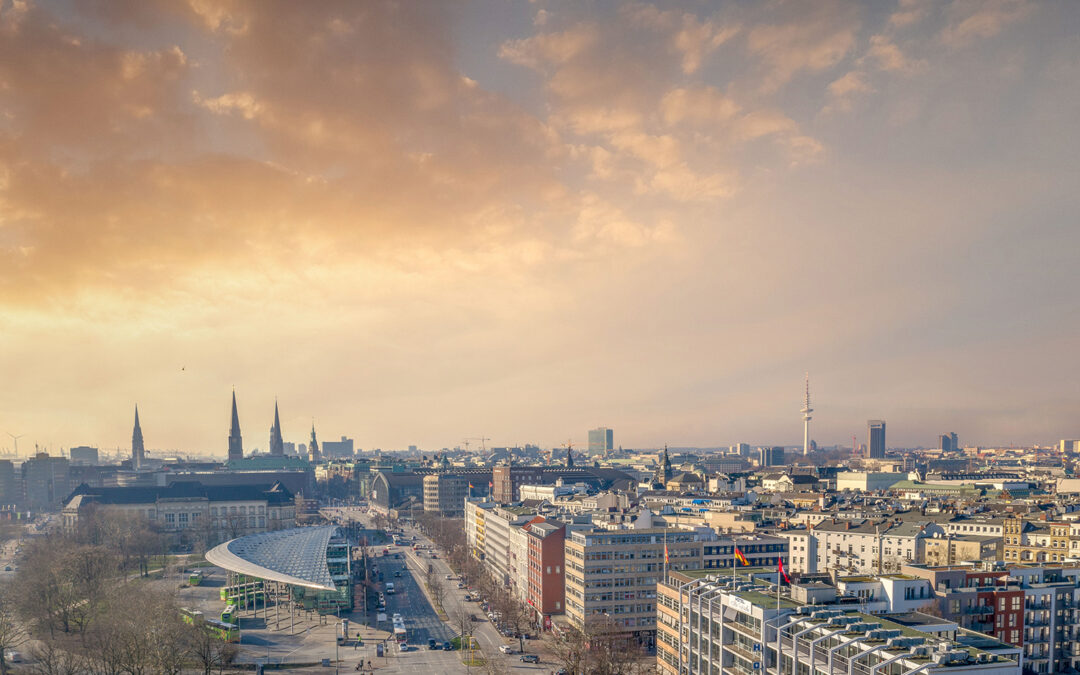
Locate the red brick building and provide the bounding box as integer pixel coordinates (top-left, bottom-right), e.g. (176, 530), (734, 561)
(526, 519), (566, 631)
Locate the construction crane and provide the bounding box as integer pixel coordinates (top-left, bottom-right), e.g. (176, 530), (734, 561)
(6, 433), (23, 457)
(464, 436), (491, 452)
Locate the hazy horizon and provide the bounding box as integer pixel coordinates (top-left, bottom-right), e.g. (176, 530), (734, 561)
(2, 1), (1078, 453)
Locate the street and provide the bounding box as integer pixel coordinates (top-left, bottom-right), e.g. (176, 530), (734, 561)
(326, 507), (551, 673)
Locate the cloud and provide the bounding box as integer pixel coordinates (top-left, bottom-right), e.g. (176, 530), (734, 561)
(889, 0), (931, 28)
(621, 3), (740, 74)
(865, 34), (926, 73)
(745, 2), (860, 90)
(823, 70), (874, 113)
(941, 0), (1033, 48)
(498, 25), (598, 70)
(660, 87), (741, 126)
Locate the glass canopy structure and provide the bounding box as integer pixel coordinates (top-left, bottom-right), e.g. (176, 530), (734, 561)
(206, 525), (341, 591)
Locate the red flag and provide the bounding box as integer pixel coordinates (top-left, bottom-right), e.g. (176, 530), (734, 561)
(664, 543), (669, 564)
(779, 557), (791, 584)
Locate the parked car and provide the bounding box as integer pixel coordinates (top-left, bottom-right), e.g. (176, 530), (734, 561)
(443, 641), (452, 651)
(428, 638), (437, 650)
(521, 654), (540, 663)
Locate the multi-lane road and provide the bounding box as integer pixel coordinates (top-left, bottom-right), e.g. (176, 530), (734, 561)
(326, 507), (550, 673)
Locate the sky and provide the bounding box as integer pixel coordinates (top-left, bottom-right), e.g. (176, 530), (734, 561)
(1, 0), (1078, 457)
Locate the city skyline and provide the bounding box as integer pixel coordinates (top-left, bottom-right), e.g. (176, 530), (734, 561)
(2, 1), (1079, 452)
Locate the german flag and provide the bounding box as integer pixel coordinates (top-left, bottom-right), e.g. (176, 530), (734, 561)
(734, 547), (749, 566)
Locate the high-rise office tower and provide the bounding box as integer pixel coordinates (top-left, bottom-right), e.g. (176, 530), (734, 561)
(269, 400), (285, 456)
(132, 405), (145, 470)
(227, 391), (243, 462)
(588, 427), (614, 455)
(867, 420), (886, 459)
(801, 373), (813, 456)
(759, 446), (786, 467)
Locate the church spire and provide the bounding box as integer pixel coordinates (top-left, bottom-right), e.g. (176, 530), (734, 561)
(269, 399), (284, 456)
(308, 422), (320, 464)
(132, 404), (145, 470)
(227, 390), (243, 462)
(566, 446), (574, 468)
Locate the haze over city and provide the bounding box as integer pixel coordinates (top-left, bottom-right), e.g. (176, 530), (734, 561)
(2, 0), (1079, 455)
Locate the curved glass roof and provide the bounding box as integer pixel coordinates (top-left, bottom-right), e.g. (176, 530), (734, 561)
(205, 526), (340, 591)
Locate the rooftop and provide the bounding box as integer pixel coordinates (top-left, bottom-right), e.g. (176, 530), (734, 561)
(205, 526), (340, 591)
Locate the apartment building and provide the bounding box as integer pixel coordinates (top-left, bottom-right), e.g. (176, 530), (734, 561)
(1002, 517), (1079, 564)
(906, 562), (1080, 674)
(480, 505), (538, 586)
(465, 498), (495, 561)
(564, 526), (719, 650)
(422, 473), (468, 517)
(526, 520), (566, 630)
(657, 569), (1022, 675)
(923, 534), (1002, 566)
(790, 519), (943, 574)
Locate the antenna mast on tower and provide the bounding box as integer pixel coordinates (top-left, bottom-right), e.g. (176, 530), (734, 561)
(801, 373), (813, 456)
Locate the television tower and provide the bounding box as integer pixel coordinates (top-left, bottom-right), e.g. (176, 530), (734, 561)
(801, 372), (813, 456)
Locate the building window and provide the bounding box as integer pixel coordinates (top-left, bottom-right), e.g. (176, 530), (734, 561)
(165, 513), (175, 524)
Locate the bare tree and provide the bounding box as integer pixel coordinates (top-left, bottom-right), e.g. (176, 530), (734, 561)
(428, 576), (446, 612)
(551, 626), (588, 675)
(453, 605), (473, 641)
(27, 638), (86, 675)
(0, 584), (26, 675)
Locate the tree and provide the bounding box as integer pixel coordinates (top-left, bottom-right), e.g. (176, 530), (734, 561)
(551, 626), (587, 675)
(27, 638), (86, 675)
(183, 621), (238, 675)
(453, 605), (473, 642)
(0, 584), (26, 675)
(427, 576), (446, 612)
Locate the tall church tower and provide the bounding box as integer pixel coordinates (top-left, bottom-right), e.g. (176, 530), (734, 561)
(269, 400), (285, 456)
(132, 405), (145, 471)
(308, 423), (320, 464)
(227, 391), (243, 462)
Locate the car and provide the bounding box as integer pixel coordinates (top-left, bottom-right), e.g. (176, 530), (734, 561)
(376, 643), (385, 657)
(443, 641), (452, 651)
(445, 574), (453, 580)
(394, 571), (402, 577)
(520, 654), (540, 663)
(428, 638), (437, 650)
(457, 582), (465, 588)
(392, 613), (402, 622)
(398, 642), (409, 652)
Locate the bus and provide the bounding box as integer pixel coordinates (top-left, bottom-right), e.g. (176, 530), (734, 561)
(220, 581), (262, 601)
(393, 625), (407, 643)
(188, 571), (203, 586)
(204, 618), (240, 643)
(180, 607), (203, 624)
(180, 610), (239, 643)
(225, 591), (265, 608)
(220, 605), (236, 624)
